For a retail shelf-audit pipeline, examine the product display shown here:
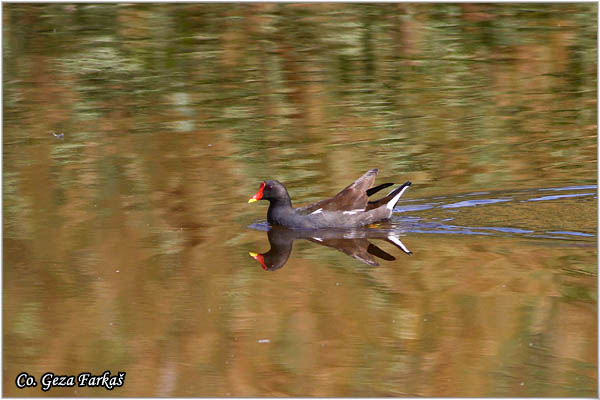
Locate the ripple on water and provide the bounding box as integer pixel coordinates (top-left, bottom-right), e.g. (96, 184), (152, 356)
(390, 185), (597, 243)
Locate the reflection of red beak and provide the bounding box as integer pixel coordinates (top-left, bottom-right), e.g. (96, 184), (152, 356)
(248, 182), (266, 203)
(249, 252), (267, 270)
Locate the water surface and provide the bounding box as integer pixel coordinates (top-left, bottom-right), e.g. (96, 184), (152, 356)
(3, 3), (597, 397)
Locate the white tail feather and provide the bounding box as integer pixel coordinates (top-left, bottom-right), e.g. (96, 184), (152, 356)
(386, 185), (410, 211)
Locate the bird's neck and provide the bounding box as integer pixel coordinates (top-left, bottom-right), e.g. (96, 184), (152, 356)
(267, 196), (293, 224)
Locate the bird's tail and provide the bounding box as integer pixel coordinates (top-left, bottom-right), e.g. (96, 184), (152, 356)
(385, 181), (412, 211)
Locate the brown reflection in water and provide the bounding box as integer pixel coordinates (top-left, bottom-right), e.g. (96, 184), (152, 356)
(4, 229), (597, 396)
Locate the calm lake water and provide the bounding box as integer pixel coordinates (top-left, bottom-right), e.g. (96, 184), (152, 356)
(3, 3), (597, 397)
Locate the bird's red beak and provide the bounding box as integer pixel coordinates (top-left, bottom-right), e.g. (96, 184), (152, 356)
(248, 181), (266, 203)
(249, 252), (267, 270)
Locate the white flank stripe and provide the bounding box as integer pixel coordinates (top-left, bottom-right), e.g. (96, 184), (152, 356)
(310, 208), (323, 215)
(343, 209), (363, 215)
(313, 237), (323, 242)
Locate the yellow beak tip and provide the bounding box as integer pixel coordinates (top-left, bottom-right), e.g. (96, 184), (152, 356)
(248, 198), (257, 203)
(249, 252), (258, 258)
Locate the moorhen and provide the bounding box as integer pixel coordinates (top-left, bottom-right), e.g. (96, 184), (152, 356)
(248, 168), (411, 229)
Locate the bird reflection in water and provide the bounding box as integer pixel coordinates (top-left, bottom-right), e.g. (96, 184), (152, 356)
(249, 226), (411, 271)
